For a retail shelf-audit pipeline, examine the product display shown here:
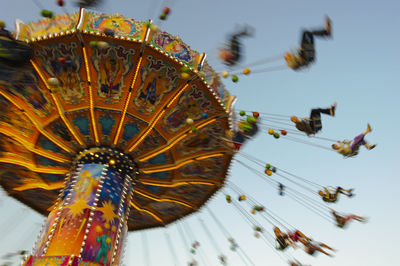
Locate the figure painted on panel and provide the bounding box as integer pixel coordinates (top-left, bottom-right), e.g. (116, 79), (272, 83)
(55, 58), (82, 103)
(166, 98), (201, 129)
(153, 32), (174, 48)
(165, 41), (192, 62)
(95, 224), (112, 265)
(137, 67), (172, 110)
(153, 32), (193, 63)
(35, 43), (84, 105)
(76, 170), (98, 202)
(99, 51), (126, 99)
(138, 71), (159, 107)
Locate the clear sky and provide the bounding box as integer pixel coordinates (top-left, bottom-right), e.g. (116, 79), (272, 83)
(1, 0), (399, 265)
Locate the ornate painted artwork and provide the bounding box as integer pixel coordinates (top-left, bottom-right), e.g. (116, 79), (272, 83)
(91, 44), (135, 104)
(151, 31), (197, 67)
(34, 41), (86, 105)
(133, 55), (179, 115)
(84, 12), (144, 40)
(0, 10), (233, 237)
(201, 62), (230, 104)
(175, 121), (227, 156)
(44, 164), (107, 256)
(162, 83), (214, 134)
(69, 164), (105, 206)
(178, 157), (226, 179)
(19, 12), (80, 41)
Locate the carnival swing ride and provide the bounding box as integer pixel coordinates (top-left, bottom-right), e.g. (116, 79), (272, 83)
(0, 1), (374, 265)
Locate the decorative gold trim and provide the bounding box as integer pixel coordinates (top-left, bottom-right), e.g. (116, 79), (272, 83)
(129, 201), (163, 223)
(30, 60), (84, 146)
(134, 190), (193, 209)
(141, 153), (224, 174)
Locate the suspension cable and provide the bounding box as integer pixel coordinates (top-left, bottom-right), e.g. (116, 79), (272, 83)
(198, 217), (224, 263)
(231, 65), (287, 75)
(241, 54), (284, 69)
(236, 157), (326, 212)
(282, 135), (333, 151)
(206, 206), (255, 266)
(227, 181), (294, 231)
(285, 189), (332, 222)
(233, 158), (333, 223)
(228, 183), (280, 228)
(258, 118), (296, 127)
(176, 222), (193, 263)
(275, 168), (322, 190)
(164, 230), (181, 266)
(214, 53), (284, 74)
(227, 191), (295, 264)
(238, 151), (324, 190)
(182, 220), (210, 266)
(142, 232), (151, 266)
(236, 152), (266, 167)
(240, 111), (292, 118)
(274, 172), (316, 194)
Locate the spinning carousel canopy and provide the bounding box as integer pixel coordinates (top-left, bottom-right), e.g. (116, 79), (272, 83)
(0, 9), (236, 231)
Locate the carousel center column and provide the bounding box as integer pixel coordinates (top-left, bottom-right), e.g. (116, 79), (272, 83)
(24, 147), (137, 266)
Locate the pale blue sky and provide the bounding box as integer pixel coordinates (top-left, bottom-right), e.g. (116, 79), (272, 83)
(1, 0), (399, 265)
